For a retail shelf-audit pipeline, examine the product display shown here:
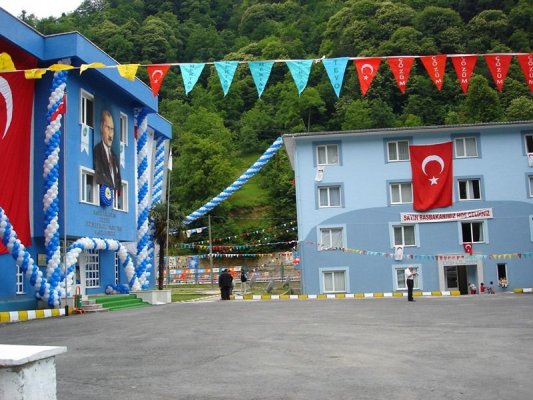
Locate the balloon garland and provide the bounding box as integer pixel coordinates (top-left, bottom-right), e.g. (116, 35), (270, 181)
(152, 135), (166, 204)
(43, 70), (67, 301)
(184, 136), (284, 224)
(135, 109), (152, 288)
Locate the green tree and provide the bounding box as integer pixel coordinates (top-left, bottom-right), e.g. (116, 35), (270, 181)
(507, 96), (533, 121)
(462, 75), (504, 122)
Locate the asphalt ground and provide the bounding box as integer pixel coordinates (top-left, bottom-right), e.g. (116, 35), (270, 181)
(1, 294), (532, 400)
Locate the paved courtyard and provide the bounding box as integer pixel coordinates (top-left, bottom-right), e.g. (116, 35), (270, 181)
(1, 293), (532, 400)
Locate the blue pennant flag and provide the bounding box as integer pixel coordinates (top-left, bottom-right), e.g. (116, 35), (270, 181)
(323, 57), (349, 97)
(248, 61), (274, 98)
(286, 60), (313, 95)
(179, 63), (205, 95)
(214, 61), (239, 96)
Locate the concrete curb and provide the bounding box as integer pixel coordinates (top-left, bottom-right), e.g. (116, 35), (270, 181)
(0, 308), (65, 324)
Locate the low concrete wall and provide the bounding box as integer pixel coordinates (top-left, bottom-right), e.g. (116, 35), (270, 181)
(133, 290), (171, 305)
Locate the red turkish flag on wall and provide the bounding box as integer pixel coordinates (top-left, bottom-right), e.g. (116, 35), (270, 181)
(410, 142), (453, 211)
(463, 243), (473, 255)
(420, 55), (447, 90)
(451, 55), (477, 94)
(147, 64), (171, 96)
(484, 54), (512, 92)
(354, 58), (381, 96)
(387, 56), (415, 93)
(0, 71), (35, 253)
(516, 54), (533, 93)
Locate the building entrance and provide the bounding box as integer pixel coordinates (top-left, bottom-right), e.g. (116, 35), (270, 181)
(444, 265), (478, 294)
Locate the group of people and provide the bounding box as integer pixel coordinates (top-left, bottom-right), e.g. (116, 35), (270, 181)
(470, 282), (498, 294)
(218, 269), (248, 300)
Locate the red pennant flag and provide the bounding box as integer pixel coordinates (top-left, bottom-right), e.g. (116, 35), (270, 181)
(0, 71), (35, 253)
(484, 54), (512, 92)
(463, 243), (473, 255)
(354, 57), (381, 96)
(387, 57), (415, 93)
(147, 64), (171, 96)
(450, 55), (477, 94)
(420, 55), (447, 90)
(516, 53), (533, 93)
(409, 142), (453, 211)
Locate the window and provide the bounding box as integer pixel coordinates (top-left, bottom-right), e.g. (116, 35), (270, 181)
(80, 90), (94, 127)
(85, 248), (100, 288)
(113, 181), (128, 211)
(323, 270), (346, 293)
(16, 265), (24, 294)
(394, 265), (419, 290)
(458, 179), (481, 200)
(454, 137), (478, 158)
(524, 134), (533, 154)
(119, 112), (128, 145)
(319, 228), (343, 250)
(390, 182), (412, 204)
(81, 168), (98, 205)
(461, 222), (484, 243)
(497, 263), (507, 286)
(316, 144), (339, 166)
(529, 176), (533, 197)
(387, 140), (409, 162)
(318, 186), (341, 207)
(393, 225), (416, 246)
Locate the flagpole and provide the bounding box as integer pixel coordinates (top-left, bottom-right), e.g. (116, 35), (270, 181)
(62, 89), (68, 314)
(165, 151), (171, 287)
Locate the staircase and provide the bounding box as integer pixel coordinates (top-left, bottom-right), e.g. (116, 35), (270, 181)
(91, 294), (151, 311)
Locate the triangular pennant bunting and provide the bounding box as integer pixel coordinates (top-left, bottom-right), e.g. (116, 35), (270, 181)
(248, 61), (274, 98)
(354, 57), (381, 96)
(285, 60), (313, 95)
(214, 61), (239, 96)
(0, 52), (15, 71)
(420, 55), (447, 90)
(484, 54), (512, 92)
(516, 53), (533, 93)
(80, 62), (106, 74)
(450, 55), (477, 94)
(387, 56), (415, 93)
(24, 68), (47, 79)
(117, 64), (140, 81)
(147, 64), (171, 96)
(179, 63), (205, 95)
(323, 57), (348, 97)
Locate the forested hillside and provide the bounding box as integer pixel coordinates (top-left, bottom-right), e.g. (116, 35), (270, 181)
(20, 0), (532, 253)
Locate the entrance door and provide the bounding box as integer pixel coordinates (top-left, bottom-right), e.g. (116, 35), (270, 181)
(444, 265), (469, 294)
(457, 265), (468, 295)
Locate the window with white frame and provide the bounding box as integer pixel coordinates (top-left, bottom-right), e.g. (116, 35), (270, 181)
(524, 133), (533, 154)
(16, 265), (24, 294)
(80, 168), (98, 205)
(529, 176), (533, 197)
(387, 140), (409, 162)
(113, 181), (128, 211)
(458, 179), (481, 200)
(394, 265), (420, 290)
(322, 270), (346, 293)
(393, 225), (416, 246)
(461, 221), (484, 243)
(119, 112), (128, 145)
(80, 90), (94, 127)
(454, 137), (478, 158)
(318, 186), (341, 207)
(85, 249), (100, 288)
(316, 144), (339, 166)
(319, 227), (343, 250)
(390, 182), (412, 204)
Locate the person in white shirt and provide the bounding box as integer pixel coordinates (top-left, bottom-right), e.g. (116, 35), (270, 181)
(405, 266), (417, 302)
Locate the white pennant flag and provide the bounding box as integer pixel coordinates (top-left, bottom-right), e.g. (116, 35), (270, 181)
(80, 123), (89, 154)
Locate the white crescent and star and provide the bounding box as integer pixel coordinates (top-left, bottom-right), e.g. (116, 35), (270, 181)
(0, 76), (13, 141)
(360, 63), (374, 79)
(151, 69), (163, 83)
(421, 155), (445, 185)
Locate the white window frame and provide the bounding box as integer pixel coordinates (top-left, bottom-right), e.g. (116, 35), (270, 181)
(113, 181), (128, 212)
(85, 248), (100, 288)
(454, 137), (478, 158)
(528, 176), (533, 197)
(392, 224), (417, 247)
(390, 182), (413, 204)
(318, 186), (341, 208)
(80, 167), (98, 206)
(460, 221), (486, 244)
(318, 227), (344, 250)
(458, 179), (481, 200)
(119, 112), (128, 145)
(80, 89), (94, 128)
(387, 140), (409, 162)
(524, 133), (533, 154)
(16, 264), (24, 294)
(316, 144), (339, 166)
(321, 268), (348, 294)
(393, 264), (420, 291)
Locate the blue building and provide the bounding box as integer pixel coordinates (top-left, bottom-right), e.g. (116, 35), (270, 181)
(283, 121), (533, 295)
(0, 9), (172, 311)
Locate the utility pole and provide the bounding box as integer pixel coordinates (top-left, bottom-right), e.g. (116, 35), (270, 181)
(209, 215), (214, 287)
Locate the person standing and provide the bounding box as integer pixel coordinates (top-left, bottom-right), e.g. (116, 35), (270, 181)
(240, 269), (248, 294)
(218, 269), (233, 300)
(93, 110), (121, 190)
(405, 266), (417, 302)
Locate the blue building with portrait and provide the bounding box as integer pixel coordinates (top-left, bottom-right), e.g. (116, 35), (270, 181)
(0, 8), (172, 311)
(283, 121), (533, 295)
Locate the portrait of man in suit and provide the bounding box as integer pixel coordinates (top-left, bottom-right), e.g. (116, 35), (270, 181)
(93, 109), (121, 191)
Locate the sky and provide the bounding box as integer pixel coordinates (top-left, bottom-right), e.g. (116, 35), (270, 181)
(0, 0), (84, 19)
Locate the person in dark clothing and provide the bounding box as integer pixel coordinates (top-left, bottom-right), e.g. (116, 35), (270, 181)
(218, 269), (233, 300)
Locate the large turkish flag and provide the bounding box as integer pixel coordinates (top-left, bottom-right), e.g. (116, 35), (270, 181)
(410, 142), (453, 211)
(0, 71), (35, 253)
